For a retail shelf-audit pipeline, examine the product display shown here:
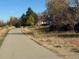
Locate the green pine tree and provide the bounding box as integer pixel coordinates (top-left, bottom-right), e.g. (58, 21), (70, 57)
(26, 8), (37, 26)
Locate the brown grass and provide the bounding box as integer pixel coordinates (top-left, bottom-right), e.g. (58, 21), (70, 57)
(23, 27), (79, 59)
(0, 28), (9, 47)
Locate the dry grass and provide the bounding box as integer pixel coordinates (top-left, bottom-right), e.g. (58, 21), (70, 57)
(0, 28), (9, 47)
(23, 27), (79, 59)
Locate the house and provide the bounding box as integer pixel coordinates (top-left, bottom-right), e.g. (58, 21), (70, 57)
(36, 13), (52, 29)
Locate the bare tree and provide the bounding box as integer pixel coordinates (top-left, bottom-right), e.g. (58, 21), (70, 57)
(45, 0), (79, 31)
(46, 0), (68, 16)
(8, 17), (18, 26)
(0, 21), (4, 27)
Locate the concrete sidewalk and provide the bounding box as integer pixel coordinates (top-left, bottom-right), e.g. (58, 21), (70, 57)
(0, 28), (63, 59)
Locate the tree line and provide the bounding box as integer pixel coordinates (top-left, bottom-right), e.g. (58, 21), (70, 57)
(45, 0), (79, 32)
(0, 8), (38, 28)
(0, 0), (79, 32)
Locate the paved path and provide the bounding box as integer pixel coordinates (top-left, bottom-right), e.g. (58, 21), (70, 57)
(0, 28), (63, 59)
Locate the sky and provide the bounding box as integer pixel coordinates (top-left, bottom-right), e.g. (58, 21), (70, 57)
(69, 0), (78, 7)
(0, 0), (46, 22)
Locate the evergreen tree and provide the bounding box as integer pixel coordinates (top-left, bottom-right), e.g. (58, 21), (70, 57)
(26, 8), (37, 26)
(20, 14), (27, 26)
(20, 8), (37, 26)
